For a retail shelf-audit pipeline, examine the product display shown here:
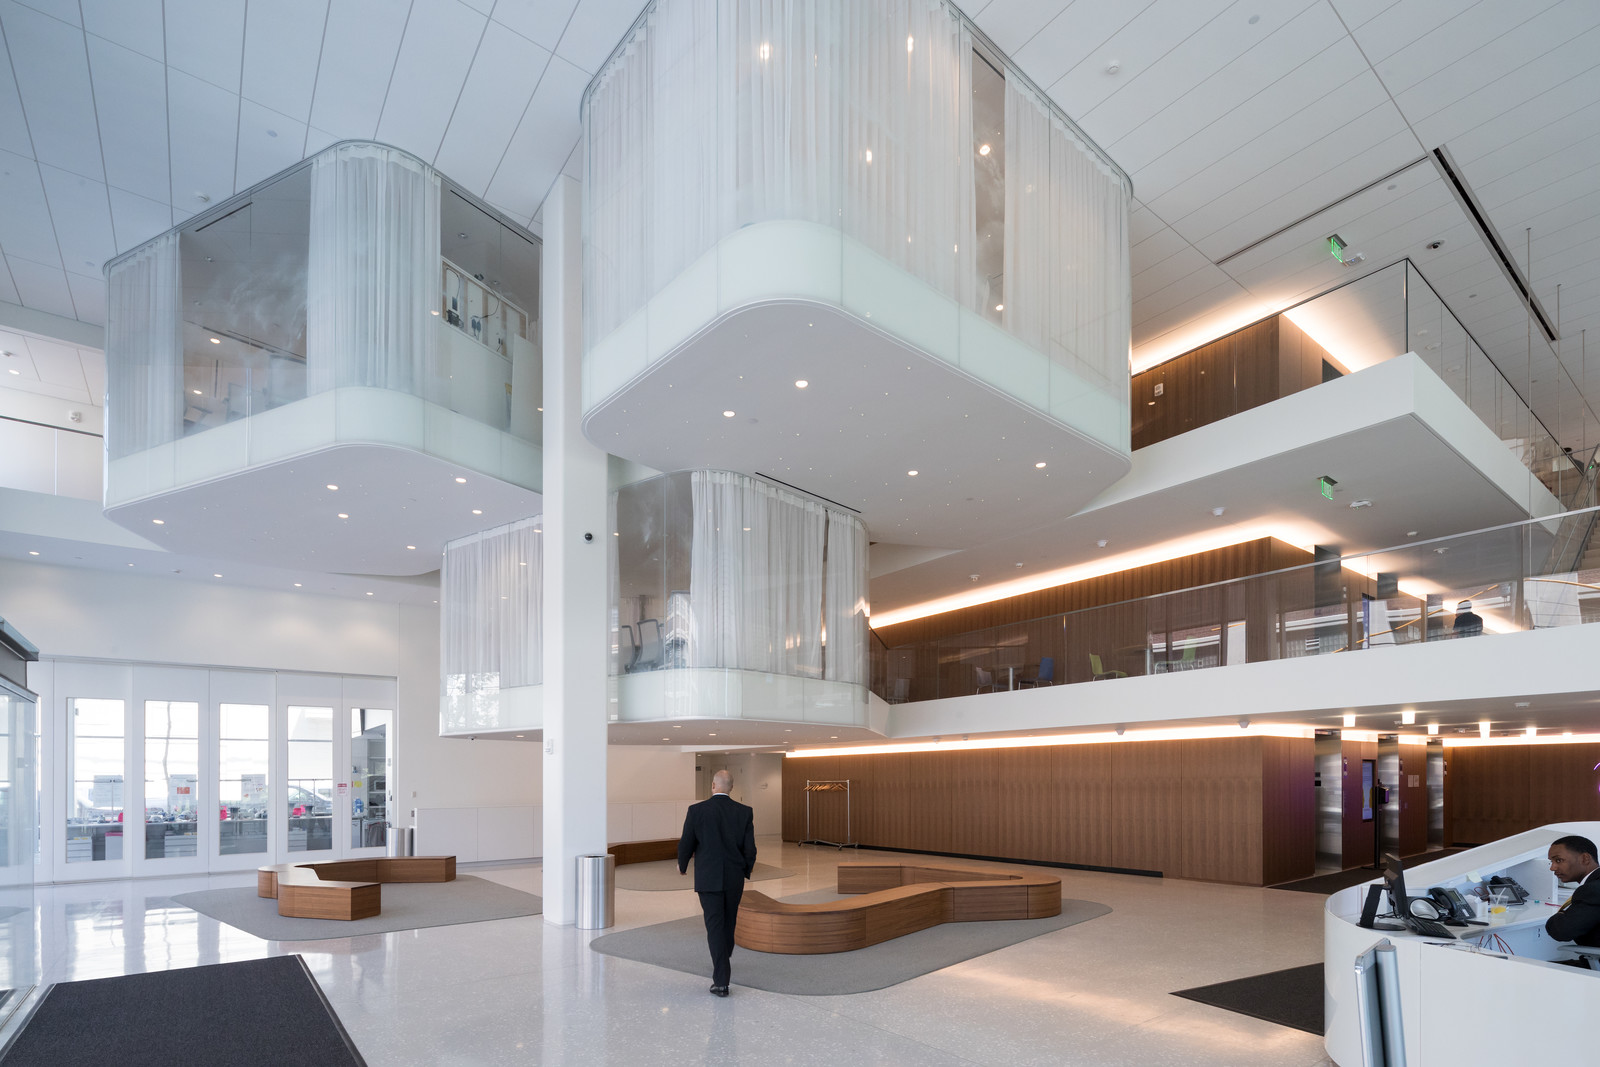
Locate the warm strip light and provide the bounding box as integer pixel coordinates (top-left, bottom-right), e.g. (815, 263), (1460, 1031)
(785, 723), (1317, 758)
(1443, 733), (1600, 747)
(870, 523), (1331, 628)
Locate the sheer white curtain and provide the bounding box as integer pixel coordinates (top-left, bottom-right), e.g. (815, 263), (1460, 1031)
(584, 31), (650, 345)
(1002, 75), (1052, 354)
(306, 144), (441, 399)
(440, 517), (543, 732)
(687, 470), (826, 677)
(823, 507), (868, 684)
(106, 231), (182, 458)
(649, 0), (721, 291)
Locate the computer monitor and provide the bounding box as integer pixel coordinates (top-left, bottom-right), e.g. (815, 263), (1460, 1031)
(1381, 852), (1407, 917)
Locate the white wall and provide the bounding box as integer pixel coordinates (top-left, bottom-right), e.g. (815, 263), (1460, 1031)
(710, 752), (784, 836)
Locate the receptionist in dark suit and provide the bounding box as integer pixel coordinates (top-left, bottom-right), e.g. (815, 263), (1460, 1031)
(678, 769), (757, 996)
(1545, 834), (1600, 948)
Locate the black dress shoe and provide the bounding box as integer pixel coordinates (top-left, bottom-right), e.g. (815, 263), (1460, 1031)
(709, 985), (729, 997)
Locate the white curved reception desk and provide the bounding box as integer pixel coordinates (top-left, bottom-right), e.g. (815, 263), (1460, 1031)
(1324, 821), (1600, 1065)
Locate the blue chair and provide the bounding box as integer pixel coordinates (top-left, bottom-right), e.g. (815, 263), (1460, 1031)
(1018, 657), (1054, 687)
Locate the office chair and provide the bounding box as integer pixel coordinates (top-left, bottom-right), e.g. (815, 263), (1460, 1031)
(617, 624), (639, 673)
(1155, 645), (1197, 673)
(634, 619), (664, 671)
(886, 678), (910, 704)
(1018, 657), (1054, 687)
(975, 667), (997, 693)
(1088, 653), (1127, 680)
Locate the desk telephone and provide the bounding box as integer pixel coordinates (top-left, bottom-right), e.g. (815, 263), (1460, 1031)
(1483, 875), (1530, 905)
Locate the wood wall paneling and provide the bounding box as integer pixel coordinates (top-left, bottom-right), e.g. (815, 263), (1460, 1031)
(1341, 741), (1377, 869)
(1054, 743), (1115, 868)
(1260, 735), (1316, 885)
(1396, 745), (1428, 857)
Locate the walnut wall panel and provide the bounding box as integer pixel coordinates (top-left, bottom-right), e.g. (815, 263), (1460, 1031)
(1341, 741), (1378, 869)
(782, 736), (1314, 885)
(1444, 742), (1600, 845)
(1396, 744), (1429, 857)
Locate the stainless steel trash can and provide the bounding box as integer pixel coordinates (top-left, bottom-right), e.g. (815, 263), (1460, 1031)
(386, 826), (412, 857)
(576, 853), (615, 929)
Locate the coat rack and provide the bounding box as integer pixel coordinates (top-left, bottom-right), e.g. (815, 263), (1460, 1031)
(801, 779), (858, 849)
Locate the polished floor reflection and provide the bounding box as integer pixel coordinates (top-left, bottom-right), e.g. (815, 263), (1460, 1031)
(14, 841), (1334, 1065)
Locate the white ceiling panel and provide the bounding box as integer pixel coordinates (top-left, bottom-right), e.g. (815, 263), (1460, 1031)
(434, 25), (551, 194)
(1328, 0), (1401, 31)
(1446, 72), (1600, 164)
(1459, 102), (1600, 189)
(0, 153), (59, 263)
(375, 0), (487, 163)
(166, 70), (241, 211)
(304, 127), (340, 159)
(1047, 0), (1234, 124)
(1132, 277), (1250, 344)
(1477, 135), (1600, 215)
(85, 36), (170, 205)
(1368, 0), (1566, 92)
(1127, 40), (1370, 202)
(0, 334), (35, 376)
(1128, 223), (1189, 273)
(970, 0), (1064, 55)
(2, 1), (104, 180)
(307, 0), (410, 140)
(1099, 6), (1346, 177)
(64, 272), (103, 328)
(484, 54), (586, 219)
(234, 102), (307, 191)
(106, 186), (170, 252)
(458, 0), (493, 13)
(1183, 125), (1419, 261)
(37, 165), (114, 272)
(163, 0), (245, 92)
(13, 0), (76, 25)
(1406, 29), (1600, 147)
(491, 0), (581, 52)
(0, 264), (18, 304)
(1132, 263), (1240, 325)
(552, 0), (648, 75)
(1013, 0), (1146, 95)
(1080, 0), (1318, 145)
(0, 21), (33, 156)
(79, 346), (104, 399)
(80, 0), (164, 61)
(242, 0), (329, 123)
(1350, 0), (1487, 65)
(6, 254), (75, 317)
(1128, 201), (1163, 244)
(25, 335), (84, 387)
(1393, 6), (1600, 123)
(1131, 246), (1211, 304)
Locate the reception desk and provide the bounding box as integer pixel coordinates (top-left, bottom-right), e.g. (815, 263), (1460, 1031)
(1324, 821), (1600, 1065)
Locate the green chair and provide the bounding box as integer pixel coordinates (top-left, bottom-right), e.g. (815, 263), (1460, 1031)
(1088, 653), (1127, 681)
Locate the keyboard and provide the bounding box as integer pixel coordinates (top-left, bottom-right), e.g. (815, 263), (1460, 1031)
(1406, 916), (1456, 939)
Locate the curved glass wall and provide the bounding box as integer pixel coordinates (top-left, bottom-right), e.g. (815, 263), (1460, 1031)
(582, 0), (1132, 448)
(611, 471), (869, 724)
(440, 517), (544, 736)
(104, 140), (541, 480)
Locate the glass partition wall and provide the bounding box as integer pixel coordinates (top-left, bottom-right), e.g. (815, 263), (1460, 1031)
(105, 141), (542, 463)
(37, 662), (395, 881)
(611, 471), (870, 725)
(876, 506), (1600, 703)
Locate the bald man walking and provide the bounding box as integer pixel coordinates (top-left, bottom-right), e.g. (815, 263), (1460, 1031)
(678, 769), (757, 996)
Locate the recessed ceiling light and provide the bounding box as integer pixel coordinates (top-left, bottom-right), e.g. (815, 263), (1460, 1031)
(406, 545), (416, 550)
(1096, 539), (1107, 548)
(6, 369), (17, 375)
(520, 561), (527, 566)
(1034, 461), (1046, 469)
(337, 512), (349, 519)
(979, 144), (991, 156)
(127, 563), (133, 567)
(472, 509), (482, 515)
(1211, 506), (1226, 516)
(709, 733), (716, 736)
(326, 484), (338, 491)
(907, 469), (919, 476)
(516, 734), (525, 739)
(994, 303), (1004, 311)
(830, 736), (838, 739)
(455, 476), (467, 484)
(723, 410), (736, 418)
(27, 550), (38, 556)
(673, 725), (681, 728)
(212, 573), (222, 578)
(458, 232), (468, 239)
(431, 309), (440, 315)
(1406, 530), (1418, 537)
(209, 337), (220, 344)
(151, 518), (165, 525)
(192, 389), (202, 395)
(294, 582), (302, 587)
(794, 379), (809, 389)
(365, 591), (374, 596)
(743, 527), (751, 531)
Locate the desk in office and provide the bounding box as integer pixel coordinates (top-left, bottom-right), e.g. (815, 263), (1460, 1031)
(1323, 822), (1600, 1067)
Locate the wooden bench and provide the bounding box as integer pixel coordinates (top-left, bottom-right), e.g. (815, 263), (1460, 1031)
(607, 839), (680, 865)
(735, 861), (1061, 954)
(257, 855), (457, 920)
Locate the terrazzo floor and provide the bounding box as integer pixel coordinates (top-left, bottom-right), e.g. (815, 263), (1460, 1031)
(5, 839), (1336, 1065)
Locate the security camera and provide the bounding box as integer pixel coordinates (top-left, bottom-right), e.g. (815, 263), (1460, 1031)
(584, 532), (594, 543)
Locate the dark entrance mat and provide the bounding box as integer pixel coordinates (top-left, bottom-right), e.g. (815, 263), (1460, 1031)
(590, 890), (1111, 994)
(172, 874), (541, 940)
(1270, 848), (1468, 895)
(0, 955), (364, 1066)
(1171, 963), (1324, 1035)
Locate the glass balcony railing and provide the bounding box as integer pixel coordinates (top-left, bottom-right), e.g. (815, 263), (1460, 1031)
(871, 505), (1600, 703)
(1133, 260), (1597, 508)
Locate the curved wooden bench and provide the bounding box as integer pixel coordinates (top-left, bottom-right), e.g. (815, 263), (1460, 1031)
(735, 861), (1061, 954)
(257, 855), (456, 920)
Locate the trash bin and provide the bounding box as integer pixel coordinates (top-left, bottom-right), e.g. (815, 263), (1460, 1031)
(386, 826), (412, 857)
(576, 853), (615, 930)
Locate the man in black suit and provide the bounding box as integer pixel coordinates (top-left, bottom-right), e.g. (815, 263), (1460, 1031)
(1546, 834), (1600, 949)
(678, 769), (757, 997)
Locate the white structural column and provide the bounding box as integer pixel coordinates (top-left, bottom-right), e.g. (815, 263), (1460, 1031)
(540, 175), (610, 924)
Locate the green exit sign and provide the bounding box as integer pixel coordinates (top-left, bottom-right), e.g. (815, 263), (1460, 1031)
(1319, 476), (1337, 500)
(1328, 234), (1346, 263)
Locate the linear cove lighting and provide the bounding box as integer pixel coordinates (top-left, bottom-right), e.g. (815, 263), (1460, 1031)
(788, 722), (1317, 758)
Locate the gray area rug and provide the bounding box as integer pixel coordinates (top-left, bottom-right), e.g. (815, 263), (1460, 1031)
(171, 875), (541, 941)
(615, 859), (794, 892)
(589, 888), (1110, 994)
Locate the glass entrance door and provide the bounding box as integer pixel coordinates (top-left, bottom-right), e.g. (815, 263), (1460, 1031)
(217, 703), (270, 861)
(350, 708), (391, 852)
(287, 706), (333, 854)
